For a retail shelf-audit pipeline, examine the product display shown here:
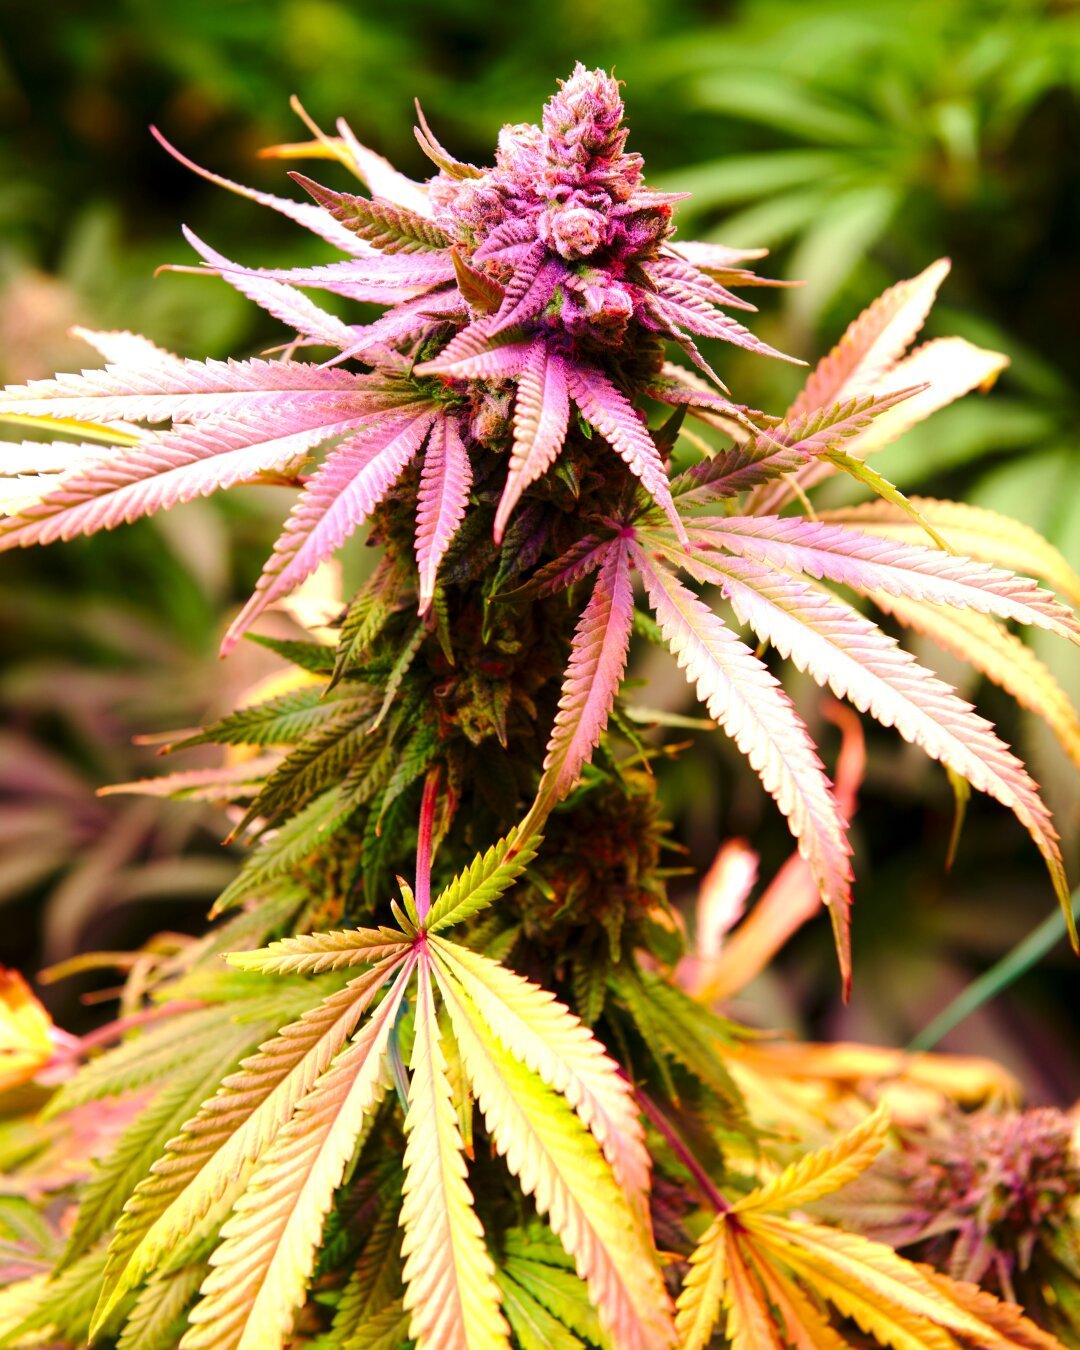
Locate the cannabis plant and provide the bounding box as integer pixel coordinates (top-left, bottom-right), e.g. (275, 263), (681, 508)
(1, 65), (1078, 1349)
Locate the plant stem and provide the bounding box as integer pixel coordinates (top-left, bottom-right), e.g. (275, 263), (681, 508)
(634, 1085), (729, 1214)
(414, 766), (441, 922)
(909, 887), (1080, 1051)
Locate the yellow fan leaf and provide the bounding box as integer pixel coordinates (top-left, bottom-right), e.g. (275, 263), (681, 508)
(742, 1240), (848, 1350)
(0, 968), (55, 1091)
(747, 1216), (997, 1341)
(432, 956), (676, 1350)
(180, 960), (412, 1350)
(734, 1102), (889, 1217)
(93, 956), (406, 1334)
(915, 1266), (1062, 1350)
(399, 961), (510, 1350)
(843, 337), (1009, 457)
(0, 412), (143, 445)
(723, 1229), (787, 1350)
(871, 592), (1080, 771)
(821, 450), (952, 552)
(755, 1243), (957, 1350)
(433, 937), (651, 1219)
(789, 259), (951, 419)
(819, 498), (1080, 608)
(674, 1211), (727, 1350)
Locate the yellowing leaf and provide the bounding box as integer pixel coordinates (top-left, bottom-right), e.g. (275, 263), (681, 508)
(0, 412), (143, 446)
(750, 1238), (956, 1350)
(674, 1212), (727, 1350)
(675, 1102), (1060, 1350)
(433, 957), (676, 1350)
(734, 1102), (889, 1216)
(399, 961), (509, 1350)
(433, 937), (652, 1220)
(819, 497), (1080, 609)
(789, 259), (951, 419)
(916, 1267), (1061, 1350)
(842, 337), (1009, 457)
(94, 957), (405, 1333)
(871, 593), (1080, 772)
(722, 1230), (787, 1350)
(180, 961), (411, 1350)
(742, 1245), (848, 1350)
(755, 1217), (977, 1332)
(0, 969), (55, 1091)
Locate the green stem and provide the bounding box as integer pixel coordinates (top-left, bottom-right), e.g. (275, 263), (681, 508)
(908, 887), (1080, 1052)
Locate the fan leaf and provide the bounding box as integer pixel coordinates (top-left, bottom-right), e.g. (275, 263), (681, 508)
(399, 961), (509, 1350)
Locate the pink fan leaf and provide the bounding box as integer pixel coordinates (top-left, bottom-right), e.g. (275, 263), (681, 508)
(0, 409), (371, 551)
(182, 228), (355, 350)
(566, 364), (685, 541)
(414, 325), (532, 381)
(333, 288), (467, 365)
(541, 536), (635, 801)
(705, 556), (1070, 916)
(488, 243), (561, 335)
(414, 415), (472, 615)
(685, 516), (1080, 643)
(151, 127), (373, 258)
(670, 388), (922, 506)
(644, 292), (800, 365)
(495, 341), (571, 543)
(631, 543), (853, 986)
(0, 357), (386, 426)
(644, 258), (757, 312)
(790, 258), (951, 417)
(0, 440), (114, 478)
(334, 117), (433, 217)
(213, 253), (456, 296)
(224, 406), (436, 652)
(667, 242), (769, 271)
(69, 327), (185, 371)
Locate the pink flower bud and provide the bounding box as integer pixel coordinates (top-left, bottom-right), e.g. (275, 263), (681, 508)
(544, 206), (607, 260)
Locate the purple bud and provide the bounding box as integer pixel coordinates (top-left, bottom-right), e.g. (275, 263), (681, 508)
(543, 205), (607, 259)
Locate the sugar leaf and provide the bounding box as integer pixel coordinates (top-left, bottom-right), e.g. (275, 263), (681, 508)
(495, 341), (571, 543)
(290, 173), (451, 253)
(566, 364), (685, 541)
(415, 414), (472, 614)
(538, 536), (634, 802)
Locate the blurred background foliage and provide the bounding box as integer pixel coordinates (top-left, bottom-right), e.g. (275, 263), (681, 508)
(1, 0), (1078, 1097)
